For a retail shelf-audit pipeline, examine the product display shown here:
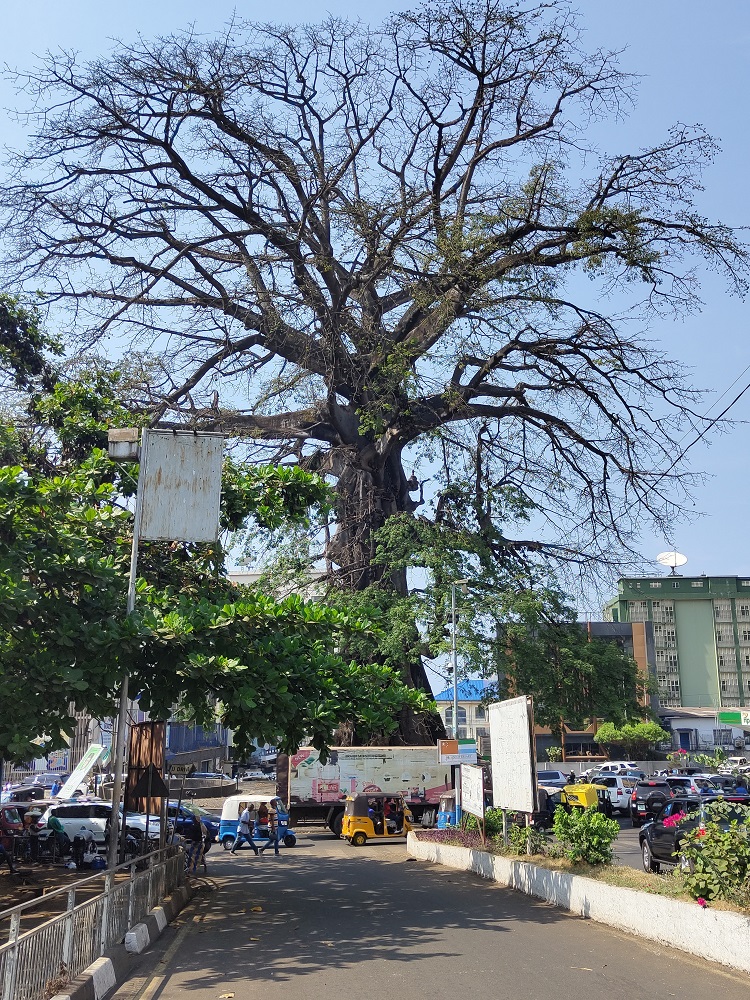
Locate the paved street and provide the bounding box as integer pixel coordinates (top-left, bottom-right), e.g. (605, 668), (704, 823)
(113, 832), (748, 1000)
(614, 818), (644, 870)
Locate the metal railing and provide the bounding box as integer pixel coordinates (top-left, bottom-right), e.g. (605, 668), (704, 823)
(0, 846), (184, 1000)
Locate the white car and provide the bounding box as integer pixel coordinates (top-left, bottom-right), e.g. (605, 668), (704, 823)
(593, 775), (639, 815)
(593, 761), (639, 775)
(39, 801), (159, 846)
(719, 756), (750, 774)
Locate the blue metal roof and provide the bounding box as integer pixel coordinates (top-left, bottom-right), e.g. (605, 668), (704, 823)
(434, 679), (490, 702)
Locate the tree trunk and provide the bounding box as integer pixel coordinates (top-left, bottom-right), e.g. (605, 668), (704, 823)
(318, 439), (443, 745)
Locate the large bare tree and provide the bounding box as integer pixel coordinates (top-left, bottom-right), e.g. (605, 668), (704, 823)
(2, 1), (746, 599)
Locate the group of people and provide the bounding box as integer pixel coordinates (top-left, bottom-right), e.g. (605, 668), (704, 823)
(366, 798), (404, 835)
(231, 801), (281, 857)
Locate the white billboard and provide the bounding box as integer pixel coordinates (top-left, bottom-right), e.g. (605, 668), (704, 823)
(138, 429), (223, 542)
(460, 764), (485, 820)
(489, 696), (537, 814)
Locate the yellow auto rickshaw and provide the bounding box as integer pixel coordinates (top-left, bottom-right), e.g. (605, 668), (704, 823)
(341, 793), (413, 846)
(562, 782), (612, 817)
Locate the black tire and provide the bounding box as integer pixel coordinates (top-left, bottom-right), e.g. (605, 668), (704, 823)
(351, 831), (367, 847)
(222, 835), (235, 851)
(283, 833), (296, 848)
(642, 840), (660, 873)
(329, 811), (344, 838)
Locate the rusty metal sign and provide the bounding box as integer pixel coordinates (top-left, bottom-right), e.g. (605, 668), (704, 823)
(138, 429), (223, 542)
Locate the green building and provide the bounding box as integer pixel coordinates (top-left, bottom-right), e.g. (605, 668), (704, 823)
(606, 575), (750, 712)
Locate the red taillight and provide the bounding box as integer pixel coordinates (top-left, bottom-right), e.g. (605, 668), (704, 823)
(631, 791), (637, 801)
(617, 789), (623, 796)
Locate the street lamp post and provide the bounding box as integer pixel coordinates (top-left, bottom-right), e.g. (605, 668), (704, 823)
(450, 580), (470, 740)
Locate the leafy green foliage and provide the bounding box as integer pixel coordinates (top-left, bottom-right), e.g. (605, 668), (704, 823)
(595, 721), (669, 758)
(0, 294), (59, 391)
(508, 821), (550, 856)
(552, 805), (620, 865)
(680, 801), (750, 902)
(546, 746), (563, 762)
(0, 346), (430, 761)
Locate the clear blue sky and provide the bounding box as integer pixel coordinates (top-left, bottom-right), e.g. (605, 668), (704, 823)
(2, 1), (749, 598)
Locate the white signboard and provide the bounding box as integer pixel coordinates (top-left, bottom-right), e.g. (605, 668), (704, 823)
(437, 739), (478, 765)
(489, 696), (537, 814)
(138, 430), (223, 542)
(56, 744), (106, 800)
(460, 764), (485, 820)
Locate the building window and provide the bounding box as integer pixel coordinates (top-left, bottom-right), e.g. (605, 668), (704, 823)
(741, 581), (750, 588)
(628, 600), (649, 622)
(475, 727), (489, 738)
(673, 581), (680, 589)
(691, 581), (704, 588)
(742, 630), (750, 643)
(651, 601), (674, 624)
(474, 705), (486, 721)
(714, 729), (734, 746)
(714, 600), (732, 621)
(719, 651), (737, 667)
(444, 706), (467, 729)
(650, 581), (661, 589)
(740, 604), (750, 618)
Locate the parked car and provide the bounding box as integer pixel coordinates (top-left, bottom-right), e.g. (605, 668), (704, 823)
(639, 794), (750, 873)
(593, 775), (639, 816)
(719, 756), (750, 775)
(665, 775), (719, 796)
(630, 779), (673, 827)
(38, 801), (161, 847)
(594, 761), (639, 776)
(711, 774), (745, 792)
(189, 772), (229, 780)
(241, 769), (274, 782)
(536, 770), (569, 784)
(167, 801), (220, 842)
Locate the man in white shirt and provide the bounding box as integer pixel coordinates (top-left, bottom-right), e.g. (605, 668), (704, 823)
(230, 803), (259, 856)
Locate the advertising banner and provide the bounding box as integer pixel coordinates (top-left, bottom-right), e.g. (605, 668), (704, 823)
(489, 696), (537, 814)
(56, 744), (106, 800)
(460, 763), (485, 820)
(438, 738), (478, 765)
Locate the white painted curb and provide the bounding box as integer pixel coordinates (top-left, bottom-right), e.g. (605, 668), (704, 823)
(88, 957), (117, 999)
(407, 832), (750, 975)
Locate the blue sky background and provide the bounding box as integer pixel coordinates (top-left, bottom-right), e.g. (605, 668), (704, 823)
(1, 1), (749, 603)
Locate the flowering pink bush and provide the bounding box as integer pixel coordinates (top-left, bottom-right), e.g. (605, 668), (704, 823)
(696, 897), (707, 908)
(662, 812), (686, 828)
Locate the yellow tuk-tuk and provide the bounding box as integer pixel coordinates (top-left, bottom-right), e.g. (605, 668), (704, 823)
(341, 793), (413, 846)
(562, 783), (612, 816)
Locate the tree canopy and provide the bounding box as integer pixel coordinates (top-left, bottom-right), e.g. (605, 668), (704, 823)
(2, 1), (747, 729)
(0, 306), (430, 762)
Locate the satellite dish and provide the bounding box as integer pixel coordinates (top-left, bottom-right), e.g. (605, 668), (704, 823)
(656, 551), (688, 576)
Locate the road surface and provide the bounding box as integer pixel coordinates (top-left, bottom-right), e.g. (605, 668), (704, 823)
(111, 832), (748, 1000)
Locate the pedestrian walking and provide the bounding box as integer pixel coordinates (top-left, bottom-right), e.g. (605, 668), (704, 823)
(257, 810), (280, 856)
(230, 803), (259, 856)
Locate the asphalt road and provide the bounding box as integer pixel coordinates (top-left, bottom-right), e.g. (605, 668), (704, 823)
(111, 832), (748, 1000)
(613, 816), (644, 871)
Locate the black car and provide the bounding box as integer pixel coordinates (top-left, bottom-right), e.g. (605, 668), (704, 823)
(639, 794), (750, 873)
(630, 779), (673, 827)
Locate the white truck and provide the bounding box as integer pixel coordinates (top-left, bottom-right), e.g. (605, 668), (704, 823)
(277, 746), (451, 835)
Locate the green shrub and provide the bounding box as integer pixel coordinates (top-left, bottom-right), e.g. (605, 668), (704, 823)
(508, 822), (550, 856)
(680, 800), (750, 902)
(546, 746), (563, 762)
(552, 805), (620, 865)
(464, 807), (506, 838)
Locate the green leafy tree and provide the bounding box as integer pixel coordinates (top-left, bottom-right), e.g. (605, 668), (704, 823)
(595, 721), (669, 758)
(0, 309), (430, 761)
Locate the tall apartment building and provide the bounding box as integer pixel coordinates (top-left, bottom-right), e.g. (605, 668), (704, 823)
(606, 576), (750, 711)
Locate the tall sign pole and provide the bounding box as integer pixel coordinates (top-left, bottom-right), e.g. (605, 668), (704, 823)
(107, 435), (147, 870)
(107, 428), (224, 869)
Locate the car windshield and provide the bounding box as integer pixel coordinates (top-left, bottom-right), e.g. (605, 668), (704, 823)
(537, 772), (562, 780)
(185, 804), (213, 819)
